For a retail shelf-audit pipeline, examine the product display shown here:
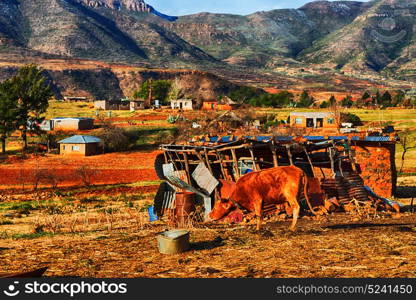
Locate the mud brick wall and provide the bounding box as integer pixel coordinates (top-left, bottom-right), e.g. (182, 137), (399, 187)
(352, 142), (397, 198)
(311, 142), (397, 198)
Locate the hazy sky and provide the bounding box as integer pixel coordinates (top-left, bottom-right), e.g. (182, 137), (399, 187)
(146, 0), (370, 16)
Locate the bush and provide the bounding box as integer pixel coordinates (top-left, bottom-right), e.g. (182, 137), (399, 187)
(341, 113), (363, 126)
(133, 80), (171, 104)
(95, 126), (129, 152)
(228, 86), (263, 103)
(249, 91), (294, 108)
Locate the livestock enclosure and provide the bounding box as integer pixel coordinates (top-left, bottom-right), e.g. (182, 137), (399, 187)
(157, 134), (400, 220)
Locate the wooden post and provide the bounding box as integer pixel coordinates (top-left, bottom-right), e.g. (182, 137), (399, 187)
(224, 154), (233, 179)
(194, 150), (206, 166)
(203, 148), (214, 173)
(216, 151), (228, 180)
(411, 197), (414, 213)
(166, 151), (177, 170)
(286, 145), (293, 165)
(183, 151), (192, 184)
(338, 157), (344, 177)
(249, 147), (259, 171)
(271, 142), (278, 167)
(303, 146), (315, 177)
(348, 140), (357, 172)
(329, 147), (336, 178)
(231, 148), (240, 180)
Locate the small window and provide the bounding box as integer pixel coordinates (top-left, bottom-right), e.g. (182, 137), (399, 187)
(295, 118), (302, 124)
(72, 145), (80, 151)
(63, 145), (66, 150)
(328, 118), (335, 124)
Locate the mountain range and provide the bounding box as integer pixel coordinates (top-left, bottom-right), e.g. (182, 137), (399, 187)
(0, 0), (415, 85)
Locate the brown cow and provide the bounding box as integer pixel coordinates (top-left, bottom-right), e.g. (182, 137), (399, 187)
(208, 166), (310, 231)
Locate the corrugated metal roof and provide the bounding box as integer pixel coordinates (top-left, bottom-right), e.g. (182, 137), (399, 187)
(304, 136), (325, 141)
(52, 117), (93, 121)
(58, 135), (102, 144)
(328, 136), (348, 140)
(254, 136), (271, 142)
(219, 136), (235, 143)
(275, 136), (293, 141)
(363, 136), (392, 142)
(195, 135), (396, 145)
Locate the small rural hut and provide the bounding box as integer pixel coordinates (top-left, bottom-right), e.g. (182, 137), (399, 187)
(202, 97), (239, 111)
(64, 96), (89, 102)
(58, 135), (103, 156)
(94, 100), (146, 111)
(289, 112), (337, 129)
(130, 100), (146, 111)
(171, 99), (194, 110)
(94, 100), (129, 110)
(51, 118), (94, 131)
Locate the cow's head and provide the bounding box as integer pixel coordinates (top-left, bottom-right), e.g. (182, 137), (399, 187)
(208, 199), (235, 221)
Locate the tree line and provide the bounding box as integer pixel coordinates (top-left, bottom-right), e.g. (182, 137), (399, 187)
(319, 90), (415, 109)
(228, 87), (315, 108)
(0, 65), (52, 154)
(229, 87), (416, 109)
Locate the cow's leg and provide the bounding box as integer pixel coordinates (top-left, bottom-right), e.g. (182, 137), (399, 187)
(254, 199), (263, 231)
(284, 185), (301, 231)
(290, 201), (300, 231)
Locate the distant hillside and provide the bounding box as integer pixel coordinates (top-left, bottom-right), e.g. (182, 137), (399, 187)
(166, 1), (369, 67)
(0, 62), (240, 102)
(300, 0), (416, 79)
(0, 0), (415, 91)
(0, 0), (215, 67)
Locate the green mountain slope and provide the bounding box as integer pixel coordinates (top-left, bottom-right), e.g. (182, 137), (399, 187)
(165, 1), (368, 67)
(300, 0), (415, 77)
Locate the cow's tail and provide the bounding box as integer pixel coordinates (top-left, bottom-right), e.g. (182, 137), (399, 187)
(303, 174), (319, 216)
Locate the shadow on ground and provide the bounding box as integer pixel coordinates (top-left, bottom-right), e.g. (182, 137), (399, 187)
(324, 223), (413, 230)
(191, 237), (225, 250)
(396, 186), (416, 198)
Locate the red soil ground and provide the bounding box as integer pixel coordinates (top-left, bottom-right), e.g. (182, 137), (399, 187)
(0, 151), (161, 189)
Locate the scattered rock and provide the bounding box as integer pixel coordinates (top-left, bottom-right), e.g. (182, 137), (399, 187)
(178, 258), (192, 264)
(204, 267), (221, 274)
(260, 229), (274, 238)
(397, 226), (414, 232)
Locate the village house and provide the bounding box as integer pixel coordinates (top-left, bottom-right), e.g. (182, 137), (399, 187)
(41, 118), (94, 131)
(94, 99), (146, 111)
(58, 135), (103, 156)
(170, 99), (194, 110)
(202, 96), (239, 111)
(289, 112), (337, 129)
(129, 100), (146, 111)
(64, 96), (89, 102)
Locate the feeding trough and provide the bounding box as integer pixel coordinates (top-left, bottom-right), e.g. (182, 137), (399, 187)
(157, 230), (190, 254)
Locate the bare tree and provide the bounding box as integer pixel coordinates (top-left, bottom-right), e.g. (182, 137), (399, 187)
(328, 99), (345, 132)
(398, 129), (416, 173)
(75, 166), (98, 187)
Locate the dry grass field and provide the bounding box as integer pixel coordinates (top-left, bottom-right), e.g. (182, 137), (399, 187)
(1, 205), (415, 278)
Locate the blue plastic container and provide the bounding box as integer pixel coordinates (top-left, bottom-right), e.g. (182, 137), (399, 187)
(148, 206), (158, 222)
